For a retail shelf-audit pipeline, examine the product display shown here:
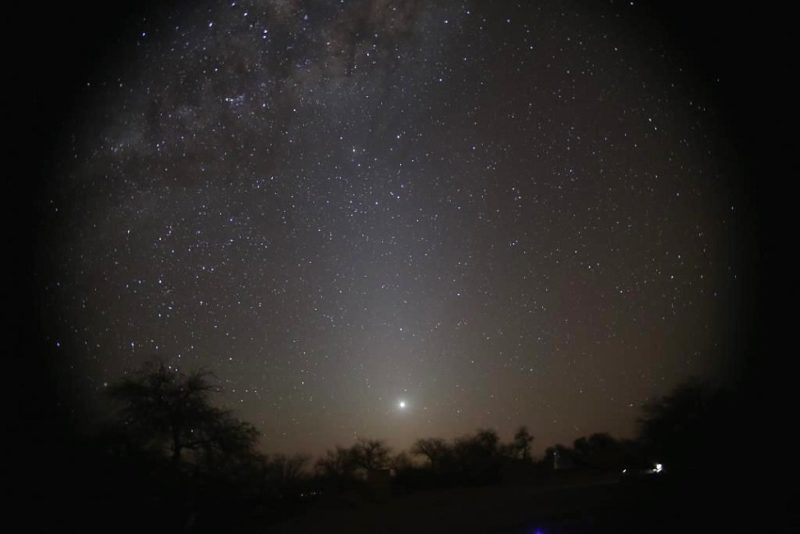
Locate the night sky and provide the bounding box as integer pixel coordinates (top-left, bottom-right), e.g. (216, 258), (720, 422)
(29, 0), (759, 457)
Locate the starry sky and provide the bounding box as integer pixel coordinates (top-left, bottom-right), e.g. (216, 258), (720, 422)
(33, 0), (754, 457)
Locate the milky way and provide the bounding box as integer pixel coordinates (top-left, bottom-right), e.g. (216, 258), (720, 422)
(39, 0), (746, 455)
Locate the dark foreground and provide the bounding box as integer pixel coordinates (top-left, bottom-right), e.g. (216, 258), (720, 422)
(262, 471), (779, 534)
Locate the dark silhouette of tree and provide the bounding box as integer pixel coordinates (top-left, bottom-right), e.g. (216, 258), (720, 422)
(462, 428), (500, 451)
(509, 426), (534, 460)
(391, 451), (414, 471)
(107, 359), (259, 466)
(572, 432), (625, 469)
(452, 429), (502, 484)
(637, 381), (736, 476)
(315, 445), (357, 482)
(263, 453), (310, 487)
(350, 438), (392, 471)
(314, 439), (391, 491)
(411, 437), (451, 469)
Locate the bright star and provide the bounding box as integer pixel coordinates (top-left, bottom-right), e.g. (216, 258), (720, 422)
(398, 400), (407, 409)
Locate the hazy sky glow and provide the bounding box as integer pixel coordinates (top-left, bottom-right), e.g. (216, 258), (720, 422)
(40, 0), (745, 456)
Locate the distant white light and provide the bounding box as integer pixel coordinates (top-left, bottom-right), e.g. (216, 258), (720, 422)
(654, 463), (663, 473)
(398, 400), (407, 409)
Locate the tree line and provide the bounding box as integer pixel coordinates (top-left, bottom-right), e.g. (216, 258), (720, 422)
(53, 359), (741, 533)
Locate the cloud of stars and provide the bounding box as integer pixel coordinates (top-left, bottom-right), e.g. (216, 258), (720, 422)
(40, 0), (745, 456)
